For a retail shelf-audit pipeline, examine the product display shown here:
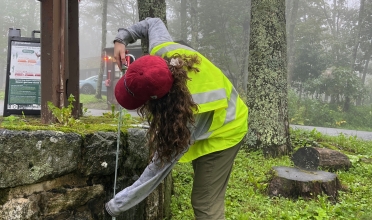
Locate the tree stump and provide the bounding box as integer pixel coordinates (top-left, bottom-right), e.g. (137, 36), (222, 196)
(291, 147), (351, 171)
(268, 166), (341, 201)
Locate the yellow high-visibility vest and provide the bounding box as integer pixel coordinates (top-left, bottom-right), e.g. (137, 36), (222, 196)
(151, 42), (248, 162)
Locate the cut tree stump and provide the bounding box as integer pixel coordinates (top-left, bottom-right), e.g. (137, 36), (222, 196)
(268, 166), (342, 201)
(291, 147), (351, 171)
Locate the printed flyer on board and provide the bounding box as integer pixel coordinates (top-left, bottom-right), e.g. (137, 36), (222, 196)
(8, 41), (41, 110)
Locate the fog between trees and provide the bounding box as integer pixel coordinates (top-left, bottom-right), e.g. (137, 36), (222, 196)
(0, 0), (371, 115)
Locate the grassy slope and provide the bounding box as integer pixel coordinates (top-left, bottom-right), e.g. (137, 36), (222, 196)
(170, 129), (372, 220)
(80, 94), (108, 110)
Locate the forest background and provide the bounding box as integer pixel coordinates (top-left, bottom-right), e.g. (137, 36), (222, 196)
(0, 0), (371, 131)
(0, 1), (371, 219)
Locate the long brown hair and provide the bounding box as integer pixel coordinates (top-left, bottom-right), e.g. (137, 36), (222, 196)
(138, 53), (200, 165)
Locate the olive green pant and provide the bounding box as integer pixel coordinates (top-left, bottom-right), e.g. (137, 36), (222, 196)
(191, 140), (243, 220)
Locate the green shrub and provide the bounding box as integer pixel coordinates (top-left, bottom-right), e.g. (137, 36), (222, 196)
(288, 89), (372, 131)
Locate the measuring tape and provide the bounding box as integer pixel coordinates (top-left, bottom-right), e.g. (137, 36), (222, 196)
(112, 52), (135, 220)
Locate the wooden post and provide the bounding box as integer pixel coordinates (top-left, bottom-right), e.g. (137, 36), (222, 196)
(67, 0), (80, 117)
(40, 0), (80, 123)
(40, 0), (61, 123)
(60, 0), (66, 108)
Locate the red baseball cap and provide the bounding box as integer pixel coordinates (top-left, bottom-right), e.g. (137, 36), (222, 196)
(115, 55), (174, 110)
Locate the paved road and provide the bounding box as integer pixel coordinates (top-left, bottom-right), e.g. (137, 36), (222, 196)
(1, 99), (372, 140)
(291, 125), (372, 141)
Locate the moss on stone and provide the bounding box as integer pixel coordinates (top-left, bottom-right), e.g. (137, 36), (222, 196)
(0, 115), (139, 135)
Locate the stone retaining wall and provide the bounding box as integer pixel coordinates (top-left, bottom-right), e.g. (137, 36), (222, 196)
(0, 128), (172, 220)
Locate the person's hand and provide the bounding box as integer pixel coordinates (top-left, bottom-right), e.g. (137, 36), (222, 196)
(114, 41), (127, 71)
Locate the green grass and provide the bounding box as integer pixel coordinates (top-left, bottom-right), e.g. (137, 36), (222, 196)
(170, 129), (372, 220)
(0, 93), (138, 134)
(80, 94), (108, 109)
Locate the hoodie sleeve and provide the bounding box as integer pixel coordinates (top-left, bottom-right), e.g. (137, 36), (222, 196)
(115, 17), (173, 52)
(105, 151), (178, 217)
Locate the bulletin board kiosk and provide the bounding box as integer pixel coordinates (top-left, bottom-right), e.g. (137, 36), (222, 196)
(3, 29), (41, 117)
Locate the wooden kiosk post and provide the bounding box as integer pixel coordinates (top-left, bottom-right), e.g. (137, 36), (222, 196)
(39, 0), (80, 124)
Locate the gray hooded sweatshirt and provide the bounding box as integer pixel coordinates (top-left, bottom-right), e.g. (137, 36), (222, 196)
(105, 17), (214, 217)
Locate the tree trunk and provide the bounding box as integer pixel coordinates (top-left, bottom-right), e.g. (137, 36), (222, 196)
(0, 64), (4, 90)
(286, 0), (299, 84)
(361, 47), (371, 85)
(95, 0), (108, 99)
(350, 0), (365, 71)
(285, 0), (293, 24)
(268, 166), (342, 201)
(357, 39), (372, 105)
(247, 0), (291, 157)
(137, 0), (167, 55)
(27, 1), (38, 34)
(190, 0), (198, 48)
(321, 0), (340, 64)
(180, 0), (187, 42)
(240, 0), (250, 94)
(291, 147), (351, 171)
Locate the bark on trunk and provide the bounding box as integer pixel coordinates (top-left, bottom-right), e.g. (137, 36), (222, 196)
(247, 0), (291, 157)
(240, 0), (250, 94)
(361, 50), (371, 85)
(96, 0), (108, 99)
(190, 0), (198, 48)
(350, 0), (365, 71)
(286, 0), (299, 84)
(268, 166), (342, 201)
(291, 147), (351, 171)
(137, 0), (167, 54)
(180, 0), (187, 41)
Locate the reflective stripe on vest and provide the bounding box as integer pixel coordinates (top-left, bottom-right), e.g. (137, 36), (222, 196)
(154, 44), (196, 56)
(225, 87), (238, 125)
(195, 86), (239, 140)
(192, 88), (226, 105)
